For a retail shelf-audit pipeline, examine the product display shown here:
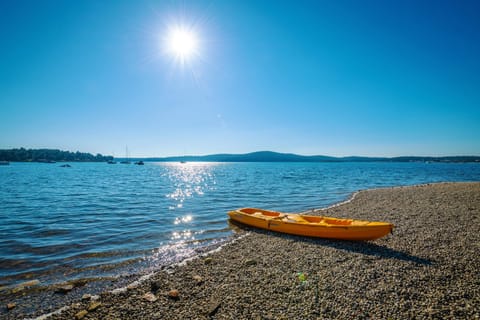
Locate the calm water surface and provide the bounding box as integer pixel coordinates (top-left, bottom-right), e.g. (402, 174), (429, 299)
(1, 161), (479, 286)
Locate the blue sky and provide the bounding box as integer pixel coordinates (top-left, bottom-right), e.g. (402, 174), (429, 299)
(1, 0), (479, 157)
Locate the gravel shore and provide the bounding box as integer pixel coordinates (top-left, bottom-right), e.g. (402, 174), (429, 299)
(4, 182), (480, 319)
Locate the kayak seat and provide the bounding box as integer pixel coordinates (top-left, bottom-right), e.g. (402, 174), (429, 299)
(350, 220), (370, 226)
(283, 215), (308, 223)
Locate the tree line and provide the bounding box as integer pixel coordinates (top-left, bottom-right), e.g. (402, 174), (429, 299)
(0, 148), (113, 162)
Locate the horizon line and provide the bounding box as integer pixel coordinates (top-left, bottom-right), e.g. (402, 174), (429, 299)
(1, 147), (480, 159)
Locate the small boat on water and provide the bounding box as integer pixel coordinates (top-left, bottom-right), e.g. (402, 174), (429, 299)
(120, 146), (131, 164)
(134, 161), (144, 165)
(228, 208), (394, 240)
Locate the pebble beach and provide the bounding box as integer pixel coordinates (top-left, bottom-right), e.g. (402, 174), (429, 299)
(3, 182), (480, 319)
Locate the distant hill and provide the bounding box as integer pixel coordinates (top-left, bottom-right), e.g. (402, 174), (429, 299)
(3, 148), (477, 163)
(135, 151), (480, 163)
(0, 148), (113, 162)
(138, 151), (334, 162)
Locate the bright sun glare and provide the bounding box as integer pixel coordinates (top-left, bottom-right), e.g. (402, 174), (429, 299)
(165, 26), (199, 63)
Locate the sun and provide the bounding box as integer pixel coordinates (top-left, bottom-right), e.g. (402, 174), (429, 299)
(165, 25), (199, 64)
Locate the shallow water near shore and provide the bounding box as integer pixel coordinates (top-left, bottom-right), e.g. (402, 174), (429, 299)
(1, 161), (479, 288)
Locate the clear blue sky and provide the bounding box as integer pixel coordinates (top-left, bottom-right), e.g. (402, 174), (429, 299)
(1, 0), (479, 157)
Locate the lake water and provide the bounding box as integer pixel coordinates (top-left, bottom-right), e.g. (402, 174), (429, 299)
(1, 161), (479, 287)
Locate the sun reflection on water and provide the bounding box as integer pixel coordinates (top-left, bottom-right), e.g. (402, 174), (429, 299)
(171, 230), (193, 240)
(161, 162), (217, 209)
(150, 162), (219, 254)
(174, 215), (192, 224)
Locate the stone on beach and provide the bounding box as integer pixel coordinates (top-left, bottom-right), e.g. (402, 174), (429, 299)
(127, 283), (138, 290)
(87, 301), (102, 311)
(55, 284), (74, 294)
(6, 302), (16, 310)
(11, 287), (23, 294)
(142, 292), (158, 302)
(150, 280), (164, 293)
(75, 310), (88, 319)
(206, 300), (221, 317)
(68, 279), (87, 288)
(81, 294), (92, 301)
(192, 275), (203, 284)
(167, 289), (180, 300)
(244, 259), (257, 266)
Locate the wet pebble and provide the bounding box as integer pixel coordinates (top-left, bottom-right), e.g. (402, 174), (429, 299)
(87, 301), (102, 311)
(75, 310), (88, 319)
(55, 284), (74, 294)
(81, 294), (92, 301)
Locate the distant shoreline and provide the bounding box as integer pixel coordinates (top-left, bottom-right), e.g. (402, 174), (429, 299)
(0, 148), (113, 162)
(125, 151), (480, 163)
(2, 149), (480, 163)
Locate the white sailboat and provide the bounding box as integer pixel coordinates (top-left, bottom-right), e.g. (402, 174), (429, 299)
(120, 146), (131, 164)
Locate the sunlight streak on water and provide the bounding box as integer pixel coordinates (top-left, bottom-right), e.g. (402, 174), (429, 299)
(162, 162), (216, 206)
(174, 215), (193, 224)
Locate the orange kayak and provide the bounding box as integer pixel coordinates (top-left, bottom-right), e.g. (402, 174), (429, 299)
(228, 208), (393, 240)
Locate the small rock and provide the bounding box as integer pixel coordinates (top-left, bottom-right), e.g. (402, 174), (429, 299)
(69, 279), (87, 288)
(11, 287), (24, 294)
(55, 284), (74, 294)
(111, 287), (127, 295)
(87, 301), (102, 311)
(207, 300), (221, 317)
(127, 283), (138, 290)
(168, 289), (180, 300)
(150, 280), (163, 293)
(143, 292), (158, 302)
(75, 310), (88, 319)
(245, 259), (257, 266)
(193, 275), (203, 284)
(204, 257), (213, 264)
(6, 302), (16, 310)
(81, 294), (92, 301)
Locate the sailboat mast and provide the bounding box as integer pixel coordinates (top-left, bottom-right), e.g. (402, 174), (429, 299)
(121, 145), (131, 164)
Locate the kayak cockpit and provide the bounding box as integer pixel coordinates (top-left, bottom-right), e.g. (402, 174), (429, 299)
(242, 208), (283, 217)
(237, 208), (373, 226)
